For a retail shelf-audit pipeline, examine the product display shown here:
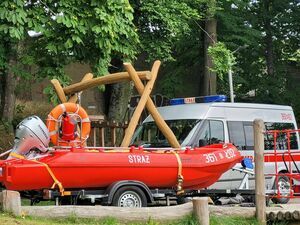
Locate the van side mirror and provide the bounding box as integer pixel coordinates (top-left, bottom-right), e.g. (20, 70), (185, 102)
(199, 139), (208, 147)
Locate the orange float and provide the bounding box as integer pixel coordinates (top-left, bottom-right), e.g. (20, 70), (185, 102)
(46, 103), (90, 146)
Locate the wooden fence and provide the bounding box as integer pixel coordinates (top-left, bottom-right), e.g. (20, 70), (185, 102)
(88, 120), (128, 147)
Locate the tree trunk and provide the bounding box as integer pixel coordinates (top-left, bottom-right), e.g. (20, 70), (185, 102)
(2, 42), (23, 125)
(263, 0), (275, 76)
(0, 71), (5, 116)
(202, 18), (217, 96)
(108, 82), (132, 122)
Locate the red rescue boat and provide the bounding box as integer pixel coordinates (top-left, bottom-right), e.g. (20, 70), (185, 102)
(0, 144), (241, 191)
(0, 103), (242, 199)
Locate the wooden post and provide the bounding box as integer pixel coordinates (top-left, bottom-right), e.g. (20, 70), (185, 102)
(124, 61), (180, 148)
(100, 127), (105, 147)
(121, 61), (159, 147)
(111, 121), (116, 147)
(50, 79), (67, 103)
(63, 71), (151, 96)
(93, 127), (97, 147)
(192, 197), (209, 225)
(254, 119), (266, 225)
(68, 73), (94, 103)
(0, 190), (21, 216)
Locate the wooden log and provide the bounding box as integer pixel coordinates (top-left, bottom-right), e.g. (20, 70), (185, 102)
(209, 205), (255, 218)
(121, 61), (159, 147)
(124, 61), (180, 148)
(285, 211), (292, 220)
(267, 211), (276, 221)
(21, 202), (193, 222)
(51, 79), (67, 103)
(68, 73), (94, 103)
(277, 211), (285, 220)
(193, 197), (209, 225)
(292, 210), (300, 220)
(254, 119), (266, 225)
(0, 190), (21, 216)
(63, 71), (151, 96)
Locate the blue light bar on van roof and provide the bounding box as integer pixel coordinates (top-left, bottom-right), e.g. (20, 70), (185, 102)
(169, 95), (227, 105)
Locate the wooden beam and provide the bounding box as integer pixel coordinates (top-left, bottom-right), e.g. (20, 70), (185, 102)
(50, 79), (67, 103)
(68, 73), (94, 103)
(121, 61), (159, 147)
(63, 71), (151, 96)
(123, 61), (180, 148)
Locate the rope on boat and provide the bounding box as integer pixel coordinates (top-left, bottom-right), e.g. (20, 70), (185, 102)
(172, 151), (184, 195)
(31, 160), (66, 196)
(9, 152), (66, 196)
(9, 152), (25, 159)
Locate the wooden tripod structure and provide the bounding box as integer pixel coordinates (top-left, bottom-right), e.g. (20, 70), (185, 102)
(50, 60), (180, 148)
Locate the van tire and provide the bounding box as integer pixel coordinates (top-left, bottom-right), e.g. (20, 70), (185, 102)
(271, 175), (290, 204)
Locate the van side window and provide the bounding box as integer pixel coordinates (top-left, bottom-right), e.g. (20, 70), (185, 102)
(244, 123), (254, 150)
(198, 120), (224, 146)
(265, 122), (298, 150)
(228, 121), (298, 150)
(210, 120), (224, 144)
(228, 121), (246, 150)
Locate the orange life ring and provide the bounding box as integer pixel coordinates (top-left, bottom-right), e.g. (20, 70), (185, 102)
(47, 103), (90, 146)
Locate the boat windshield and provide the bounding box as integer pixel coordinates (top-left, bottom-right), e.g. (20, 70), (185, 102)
(131, 119), (200, 147)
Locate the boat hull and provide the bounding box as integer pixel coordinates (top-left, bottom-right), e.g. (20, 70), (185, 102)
(0, 144), (242, 191)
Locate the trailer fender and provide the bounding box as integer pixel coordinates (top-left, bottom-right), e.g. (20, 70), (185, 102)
(106, 180), (154, 205)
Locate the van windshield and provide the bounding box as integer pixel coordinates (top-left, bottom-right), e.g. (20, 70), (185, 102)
(131, 119), (199, 147)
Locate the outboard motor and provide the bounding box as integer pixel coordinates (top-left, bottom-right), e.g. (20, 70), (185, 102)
(8, 116), (50, 159)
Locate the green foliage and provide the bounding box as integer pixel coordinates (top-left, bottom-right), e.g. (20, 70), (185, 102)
(43, 75), (72, 105)
(208, 42), (235, 76)
(34, 0), (138, 76)
(132, 0), (203, 62)
(216, 0), (299, 107)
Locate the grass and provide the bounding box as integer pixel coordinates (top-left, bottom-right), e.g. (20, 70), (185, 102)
(0, 212), (291, 225)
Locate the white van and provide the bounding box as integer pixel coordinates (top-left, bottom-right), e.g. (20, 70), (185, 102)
(131, 95), (299, 203)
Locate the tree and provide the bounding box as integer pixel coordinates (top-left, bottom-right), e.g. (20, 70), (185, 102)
(0, 0), (139, 124)
(0, 0), (38, 125)
(156, 0), (299, 122)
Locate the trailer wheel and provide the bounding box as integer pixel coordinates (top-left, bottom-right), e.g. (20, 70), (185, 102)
(271, 175), (291, 204)
(112, 186), (147, 207)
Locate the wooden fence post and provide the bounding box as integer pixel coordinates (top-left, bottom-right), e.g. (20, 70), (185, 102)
(254, 119), (266, 225)
(193, 197), (209, 225)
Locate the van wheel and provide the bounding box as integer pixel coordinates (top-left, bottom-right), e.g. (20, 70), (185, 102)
(112, 186), (147, 207)
(271, 175), (291, 204)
